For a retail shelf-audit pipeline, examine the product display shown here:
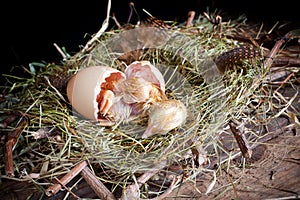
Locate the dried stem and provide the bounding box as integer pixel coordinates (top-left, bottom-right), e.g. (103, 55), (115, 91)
(272, 56), (300, 66)
(81, 0), (111, 53)
(4, 118), (26, 177)
(53, 43), (68, 60)
(81, 166), (116, 200)
(45, 160), (88, 196)
(4, 139), (15, 177)
(186, 11), (195, 28)
(229, 121), (252, 159)
(53, 177), (81, 199)
(127, 2), (135, 24)
(121, 169), (162, 200)
(264, 31), (292, 70)
(112, 13), (122, 29)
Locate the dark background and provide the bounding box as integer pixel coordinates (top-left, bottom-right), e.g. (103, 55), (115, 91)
(2, 0), (300, 74)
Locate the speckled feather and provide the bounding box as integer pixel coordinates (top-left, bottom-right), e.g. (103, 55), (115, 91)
(144, 17), (262, 74)
(214, 46), (262, 73)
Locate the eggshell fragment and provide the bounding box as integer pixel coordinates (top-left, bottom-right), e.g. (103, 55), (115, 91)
(66, 66), (125, 120)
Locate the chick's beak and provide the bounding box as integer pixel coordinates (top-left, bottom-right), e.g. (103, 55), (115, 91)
(142, 99), (187, 138)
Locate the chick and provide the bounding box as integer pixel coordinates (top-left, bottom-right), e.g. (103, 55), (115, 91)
(115, 77), (166, 104)
(142, 99), (187, 138)
(114, 77), (167, 116)
(125, 60), (166, 93)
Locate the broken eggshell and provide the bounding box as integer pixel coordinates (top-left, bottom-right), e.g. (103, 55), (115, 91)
(66, 66), (126, 120)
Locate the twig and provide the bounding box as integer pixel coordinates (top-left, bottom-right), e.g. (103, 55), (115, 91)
(4, 117), (27, 177)
(256, 22), (264, 40)
(241, 31), (293, 102)
(264, 31), (292, 71)
(274, 72), (295, 93)
(53, 43), (68, 60)
(46, 160), (116, 199)
(186, 11), (195, 28)
(111, 13), (122, 29)
(267, 21), (279, 35)
(272, 56), (300, 66)
(121, 161), (180, 200)
(265, 70), (292, 82)
(127, 2), (134, 24)
(121, 169), (162, 200)
(53, 177), (81, 199)
(4, 139), (15, 177)
(216, 15), (222, 36)
(203, 12), (211, 22)
(226, 170), (239, 199)
(81, 0), (111, 53)
(81, 166), (116, 200)
(229, 121), (252, 159)
(263, 31), (293, 83)
(44, 76), (67, 102)
(142, 9), (153, 17)
(66, 124), (87, 146)
(203, 11), (223, 37)
(45, 160), (88, 196)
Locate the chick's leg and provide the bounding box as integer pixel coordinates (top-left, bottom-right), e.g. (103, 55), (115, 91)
(99, 90), (115, 116)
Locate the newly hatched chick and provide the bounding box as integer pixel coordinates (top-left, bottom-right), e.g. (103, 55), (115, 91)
(142, 99), (187, 138)
(94, 60), (168, 126)
(114, 76), (167, 115)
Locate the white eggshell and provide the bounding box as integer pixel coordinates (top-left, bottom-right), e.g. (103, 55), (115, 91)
(66, 66), (125, 120)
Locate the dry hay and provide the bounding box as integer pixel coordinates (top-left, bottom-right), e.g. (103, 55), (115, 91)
(1, 7), (299, 200)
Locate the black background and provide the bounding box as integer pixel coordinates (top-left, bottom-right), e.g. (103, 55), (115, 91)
(2, 0), (300, 74)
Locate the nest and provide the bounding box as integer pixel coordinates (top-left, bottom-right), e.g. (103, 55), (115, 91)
(1, 8), (299, 200)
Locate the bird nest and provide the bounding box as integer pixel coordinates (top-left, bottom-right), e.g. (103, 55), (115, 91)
(1, 10), (285, 199)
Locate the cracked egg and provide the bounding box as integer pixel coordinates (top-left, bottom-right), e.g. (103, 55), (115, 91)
(66, 66), (126, 120)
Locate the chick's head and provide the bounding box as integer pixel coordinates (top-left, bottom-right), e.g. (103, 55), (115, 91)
(142, 99), (187, 138)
